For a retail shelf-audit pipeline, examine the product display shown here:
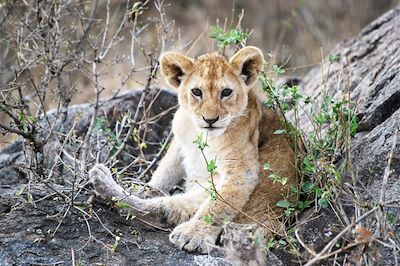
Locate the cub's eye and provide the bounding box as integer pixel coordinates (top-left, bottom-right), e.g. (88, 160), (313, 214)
(191, 88), (202, 98)
(221, 88), (233, 99)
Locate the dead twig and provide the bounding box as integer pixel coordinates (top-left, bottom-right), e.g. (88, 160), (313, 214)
(136, 128), (173, 180)
(377, 124), (399, 236)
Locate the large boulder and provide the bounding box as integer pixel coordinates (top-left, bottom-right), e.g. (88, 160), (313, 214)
(296, 5), (400, 265)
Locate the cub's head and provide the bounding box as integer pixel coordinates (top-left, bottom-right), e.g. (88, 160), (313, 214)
(160, 47), (264, 136)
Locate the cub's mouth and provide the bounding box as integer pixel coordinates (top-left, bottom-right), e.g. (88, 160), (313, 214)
(201, 126), (226, 137)
(203, 126), (221, 130)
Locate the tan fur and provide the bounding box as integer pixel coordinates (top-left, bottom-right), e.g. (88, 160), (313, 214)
(89, 46), (297, 254)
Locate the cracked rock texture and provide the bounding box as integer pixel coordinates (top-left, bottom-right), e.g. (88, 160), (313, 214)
(296, 6), (400, 265)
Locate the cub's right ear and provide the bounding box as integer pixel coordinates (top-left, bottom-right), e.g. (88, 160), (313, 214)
(159, 52), (194, 89)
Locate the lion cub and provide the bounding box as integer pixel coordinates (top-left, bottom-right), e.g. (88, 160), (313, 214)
(89, 46), (297, 254)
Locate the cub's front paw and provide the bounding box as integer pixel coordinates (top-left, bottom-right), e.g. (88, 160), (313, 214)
(164, 206), (193, 226)
(169, 219), (221, 254)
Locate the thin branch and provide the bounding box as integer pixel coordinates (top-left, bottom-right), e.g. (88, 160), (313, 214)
(377, 124), (399, 236)
(136, 129), (173, 180)
(304, 205), (380, 266)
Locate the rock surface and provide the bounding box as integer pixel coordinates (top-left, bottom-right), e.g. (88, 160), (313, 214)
(296, 5), (400, 265)
(295, 5), (400, 207)
(1, 6), (400, 266)
(296, 6), (400, 184)
(0, 184), (193, 266)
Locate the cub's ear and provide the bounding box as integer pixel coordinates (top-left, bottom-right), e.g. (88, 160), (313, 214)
(229, 46), (264, 87)
(159, 52), (194, 89)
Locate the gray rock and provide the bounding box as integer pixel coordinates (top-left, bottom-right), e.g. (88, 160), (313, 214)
(295, 5), (400, 265)
(295, 6), (400, 133)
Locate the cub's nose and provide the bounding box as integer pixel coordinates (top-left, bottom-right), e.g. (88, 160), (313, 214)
(202, 116), (219, 125)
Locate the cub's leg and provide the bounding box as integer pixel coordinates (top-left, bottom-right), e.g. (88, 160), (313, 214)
(169, 146), (260, 254)
(131, 138), (185, 198)
(147, 139), (185, 194)
(89, 164), (206, 226)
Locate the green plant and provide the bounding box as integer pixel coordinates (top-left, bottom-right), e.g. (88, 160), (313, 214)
(203, 214), (214, 225)
(193, 132), (209, 151)
(268, 173), (288, 186)
(111, 236), (121, 252)
(327, 54), (341, 63)
(209, 27), (250, 51)
(266, 237), (276, 250)
(193, 133), (219, 201)
(76, 258), (84, 266)
(259, 56), (359, 215)
(387, 211), (399, 226)
(94, 117), (118, 143)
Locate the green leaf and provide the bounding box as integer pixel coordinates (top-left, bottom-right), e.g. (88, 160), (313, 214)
(289, 186), (298, 196)
(94, 116), (107, 129)
(302, 156), (315, 175)
(304, 96), (312, 104)
(193, 132), (209, 150)
(278, 239), (287, 246)
(327, 54), (341, 63)
(139, 142), (148, 149)
(268, 173), (287, 185)
(111, 236), (121, 252)
(295, 200), (311, 211)
(263, 163), (271, 171)
(115, 202), (130, 209)
(273, 129), (286, 135)
(207, 159), (217, 173)
(350, 116), (359, 137)
(313, 112), (329, 124)
(203, 214), (214, 225)
(15, 185), (26, 197)
(315, 188), (324, 197)
(276, 200), (291, 208)
(296, 201), (304, 210)
(318, 198), (329, 208)
(301, 181), (315, 192)
(209, 190), (218, 201)
(272, 64), (285, 75)
(27, 193), (34, 204)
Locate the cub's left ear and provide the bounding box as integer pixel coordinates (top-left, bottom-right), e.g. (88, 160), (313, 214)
(229, 46), (264, 87)
(159, 52), (194, 89)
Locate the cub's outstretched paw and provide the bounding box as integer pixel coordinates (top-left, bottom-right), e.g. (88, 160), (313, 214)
(89, 163), (124, 197)
(169, 219), (221, 254)
(134, 185), (165, 199)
